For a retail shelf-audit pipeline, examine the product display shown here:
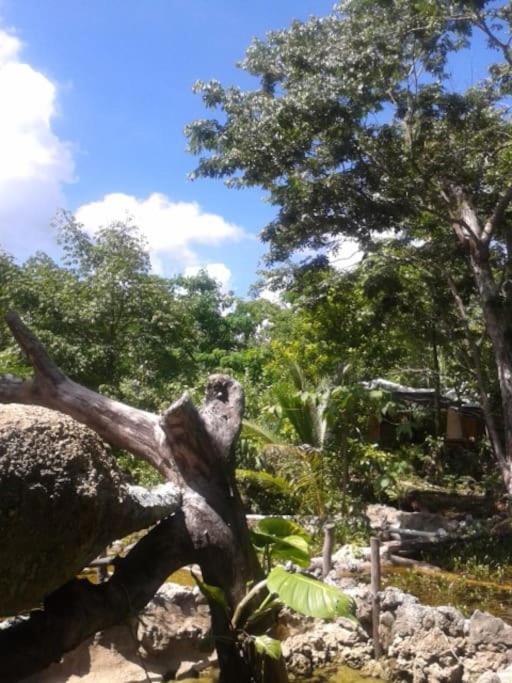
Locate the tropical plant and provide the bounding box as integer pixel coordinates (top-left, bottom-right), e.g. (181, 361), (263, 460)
(236, 469), (298, 515)
(243, 362), (337, 517)
(243, 361), (388, 514)
(250, 517), (312, 572)
(193, 517), (356, 683)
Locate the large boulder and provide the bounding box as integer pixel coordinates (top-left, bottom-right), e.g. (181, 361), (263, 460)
(0, 404), (180, 615)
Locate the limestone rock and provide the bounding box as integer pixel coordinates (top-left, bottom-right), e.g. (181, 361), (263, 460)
(366, 503), (461, 533)
(22, 582), (212, 682)
(468, 611), (512, 651)
(0, 404), (180, 614)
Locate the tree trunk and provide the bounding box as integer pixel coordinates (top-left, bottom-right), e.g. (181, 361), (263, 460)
(469, 248), (512, 494)
(431, 323), (442, 440)
(446, 185), (512, 496)
(0, 312), (288, 682)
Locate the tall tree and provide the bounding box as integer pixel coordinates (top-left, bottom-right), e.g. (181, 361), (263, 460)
(187, 0), (512, 494)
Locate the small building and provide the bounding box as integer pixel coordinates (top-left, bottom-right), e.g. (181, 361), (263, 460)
(364, 379), (485, 447)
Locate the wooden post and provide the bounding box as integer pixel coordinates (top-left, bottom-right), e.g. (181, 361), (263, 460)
(322, 523), (335, 577)
(370, 536), (382, 659)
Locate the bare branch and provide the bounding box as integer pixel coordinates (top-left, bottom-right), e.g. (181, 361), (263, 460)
(5, 311), (65, 384)
(474, 13), (512, 67)
(0, 312), (171, 478)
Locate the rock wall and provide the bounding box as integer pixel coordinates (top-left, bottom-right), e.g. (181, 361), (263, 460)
(26, 576), (512, 683)
(280, 578), (512, 682)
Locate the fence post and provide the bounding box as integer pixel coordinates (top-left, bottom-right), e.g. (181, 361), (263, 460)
(322, 523), (335, 577)
(370, 536), (382, 659)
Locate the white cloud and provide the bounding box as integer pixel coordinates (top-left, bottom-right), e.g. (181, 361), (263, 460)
(0, 28), (74, 257)
(75, 192), (247, 274)
(184, 262), (232, 291)
(259, 287), (283, 305)
(328, 237), (363, 271)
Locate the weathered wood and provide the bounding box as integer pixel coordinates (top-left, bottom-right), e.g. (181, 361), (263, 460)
(370, 537), (382, 659)
(200, 373), (245, 462)
(0, 312), (273, 683)
(0, 511), (195, 682)
(322, 523), (335, 577)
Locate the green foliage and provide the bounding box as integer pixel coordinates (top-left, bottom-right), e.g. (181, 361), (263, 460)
(266, 566), (356, 620)
(333, 514), (371, 547)
(348, 439), (413, 501)
(191, 571), (230, 613)
(253, 634), (282, 660)
(236, 469), (298, 514)
(250, 517), (312, 571)
(186, 0), (512, 493)
(117, 453), (164, 487)
(255, 517), (311, 541)
(187, 1), (510, 265)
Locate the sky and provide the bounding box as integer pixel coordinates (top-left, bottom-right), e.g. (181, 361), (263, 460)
(0, 0), (338, 294)
(0, 1), (496, 295)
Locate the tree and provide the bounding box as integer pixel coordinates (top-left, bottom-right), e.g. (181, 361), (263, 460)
(1, 217), (253, 412)
(0, 312), (288, 682)
(187, 0), (512, 495)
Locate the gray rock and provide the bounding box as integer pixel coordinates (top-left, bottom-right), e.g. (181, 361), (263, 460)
(468, 611), (512, 650)
(477, 674), (501, 683)
(366, 503), (460, 533)
(463, 651), (511, 681)
(0, 404), (180, 614)
(22, 582), (213, 682)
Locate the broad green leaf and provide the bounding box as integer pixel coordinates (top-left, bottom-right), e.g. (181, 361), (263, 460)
(256, 517), (311, 541)
(191, 571), (229, 613)
(249, 530), (310, 567)
(271, 534), (310, 568)
(253, 635), (282, 660)
(267, 567), (356, 620)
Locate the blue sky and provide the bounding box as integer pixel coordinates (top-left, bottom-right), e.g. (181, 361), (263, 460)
(0, 1), (496, 295)
(0, 0), (335, 294)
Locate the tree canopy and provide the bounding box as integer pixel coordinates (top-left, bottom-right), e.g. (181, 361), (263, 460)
(187, 0), (512, 494)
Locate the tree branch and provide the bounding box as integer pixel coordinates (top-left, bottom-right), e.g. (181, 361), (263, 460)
(446, 275), (506, 470)
(0, 313), (184, 480)
(160, 393), (219, 478)
(200, 374), (245, 462)
(5, 311), (65, 383)
(1, 314), (247, 486)
(474, 12), (512, 67)
(0, 511), (195, 683)
(483, 183), (512, 244)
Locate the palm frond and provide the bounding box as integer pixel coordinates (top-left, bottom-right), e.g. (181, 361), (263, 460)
(287, 359), (307, 392)
(242, 419), (283, 445)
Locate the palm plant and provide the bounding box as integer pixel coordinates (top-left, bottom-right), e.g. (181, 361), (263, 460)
(243, 362), (339, 518)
